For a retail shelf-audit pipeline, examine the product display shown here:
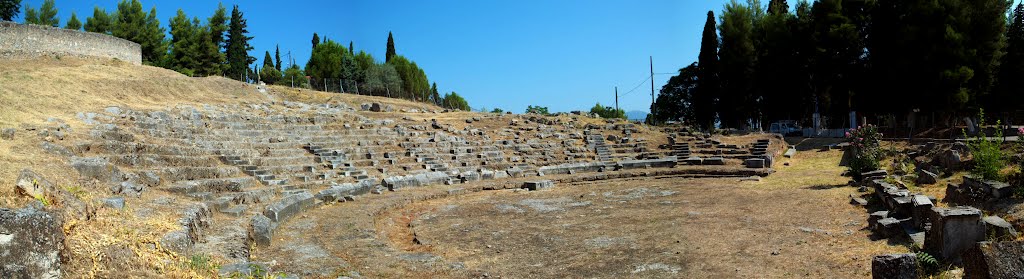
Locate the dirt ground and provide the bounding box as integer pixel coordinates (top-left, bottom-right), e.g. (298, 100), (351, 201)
(252, 148), (907, 278)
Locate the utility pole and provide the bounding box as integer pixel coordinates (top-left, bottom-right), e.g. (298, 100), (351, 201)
(650, 56), (655, 121)
(340, 79), (344, 93)
(615, 86), (619, 112)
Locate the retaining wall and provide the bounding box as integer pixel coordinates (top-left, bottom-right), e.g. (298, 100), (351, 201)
(0, 21), (141, 64)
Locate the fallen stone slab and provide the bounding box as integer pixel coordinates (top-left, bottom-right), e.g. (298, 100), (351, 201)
(0, 206), (65, 278)
(382, 171), (451, 190)
(615, 157), (677, 170)
(162, 203), (212, 254)
(963, 240), (1024, 279)
(248, 215), (274, 247)
(15, 169), (94, 220)
(783, 147), (796, 158)
(681, 156), (703, 165)
(868, 211), (889, 227)
(219, 261), (272, 277)
(101, 197), (125, 210)
(744, 158), (766, 168)
(873, 217), (903, 238)
(538, 161), (608, 175)
(263, 192), (315, 223)
(70, 156), (122, 184)
(702, 157), (725, 165)
(925, 206), (985, 264)
(982, 216), (1018, 240)
(315, 181), (374, 202)
(850, 196), (868, 206)
(1, 128), (13, 140)
(916, 169), (938, 185)
(523, 180), (554, 191)
(871, 253), (917, 279)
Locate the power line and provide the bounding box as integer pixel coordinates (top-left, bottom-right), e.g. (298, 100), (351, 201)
(618, 75), (651, 97)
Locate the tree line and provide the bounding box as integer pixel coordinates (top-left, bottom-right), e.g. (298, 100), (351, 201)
(0, 0), (470, 111)
(651, 0), (1023, 131)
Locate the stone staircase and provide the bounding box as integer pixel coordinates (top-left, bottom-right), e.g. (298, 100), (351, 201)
(61, 103), (772, 271)
(586, 133), (612, 162)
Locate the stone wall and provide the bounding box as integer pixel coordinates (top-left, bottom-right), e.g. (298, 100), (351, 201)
(0, 21), (141, 65)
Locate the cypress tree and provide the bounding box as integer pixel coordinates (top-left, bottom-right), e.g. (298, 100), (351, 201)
(694, 11), (720, 131)
(349, 41), (354, 55)
(386, 31), (396, 63)
(275, 45), (282, 71)
(312, 33), (320, 49)
(263, 51), (274, 69)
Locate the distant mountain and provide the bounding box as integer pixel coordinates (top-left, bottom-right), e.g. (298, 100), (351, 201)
(626, 110), (648, 121)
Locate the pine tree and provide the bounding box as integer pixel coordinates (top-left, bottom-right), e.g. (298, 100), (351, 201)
(84, 6), (112, 34)
(168, 9), (197, 74)
(22, 4), (35, 24)
(275, 45), (282, 71)
(225, 5), (254, 81)
(966, 0), (1010, 110)
(38, 0), (57, 26)
(143, 7), (167, 65)
(24, 0), (57, 27)
(65, 12), (81, 30)
(755, 0), (796, 123)
(206, 3), (228, 75)
(767, 0), (789, 15)
(386, 31), (396, 63)
(208, 3), (227, 48)
(718, 1), (757, 129)
(0, 0), (21, 21)
(113, 1), (165, 64)
(694, 11), (720, 131)
(996, 3), (1024, 111)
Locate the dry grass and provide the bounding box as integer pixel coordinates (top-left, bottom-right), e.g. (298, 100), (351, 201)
(752, 148), (849, 191)
(64, 204), (212, 278)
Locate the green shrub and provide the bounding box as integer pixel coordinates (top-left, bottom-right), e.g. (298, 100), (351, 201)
(846, 124), (882, 175)
(965, 109), (1006, 182)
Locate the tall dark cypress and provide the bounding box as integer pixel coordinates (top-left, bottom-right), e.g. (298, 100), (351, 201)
(349, 41), (354, 55)
(275, 45), (282, 71)
(312, 32), (320, 49)
(225, 5), (254, 81)
(694, 11), (720, 131)
(386, 31), (396, 63)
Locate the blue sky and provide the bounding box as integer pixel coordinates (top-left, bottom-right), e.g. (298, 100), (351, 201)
(17, 0), (730, 114)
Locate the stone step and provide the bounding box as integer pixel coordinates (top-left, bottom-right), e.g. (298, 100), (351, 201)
(263, 192), (315, 223)
(166, 177), (256, 194)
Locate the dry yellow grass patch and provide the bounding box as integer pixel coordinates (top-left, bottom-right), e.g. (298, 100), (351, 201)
(64, 205), (214, 278)
(748, 148), (849, 191)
